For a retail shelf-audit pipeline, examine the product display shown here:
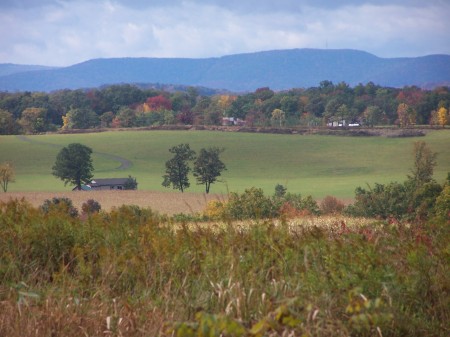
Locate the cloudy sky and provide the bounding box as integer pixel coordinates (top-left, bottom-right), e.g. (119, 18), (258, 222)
(1, 0), (450, 66)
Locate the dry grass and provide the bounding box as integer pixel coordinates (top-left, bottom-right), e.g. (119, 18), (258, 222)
(0, 190), (226, 215)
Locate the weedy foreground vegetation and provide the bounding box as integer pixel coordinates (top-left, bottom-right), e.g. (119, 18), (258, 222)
(0, 193), (449, 336)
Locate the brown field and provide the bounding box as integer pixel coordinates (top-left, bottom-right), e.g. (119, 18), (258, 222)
(0, 190), (226, 215)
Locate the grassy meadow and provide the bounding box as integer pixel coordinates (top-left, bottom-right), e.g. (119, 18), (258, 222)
(1, 129), (449, 199)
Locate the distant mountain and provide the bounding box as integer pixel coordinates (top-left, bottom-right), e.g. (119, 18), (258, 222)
(0, 49), (449, 92)
(0, 63), (58, 77)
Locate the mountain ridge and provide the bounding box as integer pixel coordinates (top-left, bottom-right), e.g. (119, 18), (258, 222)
(1, 48), (449, 92)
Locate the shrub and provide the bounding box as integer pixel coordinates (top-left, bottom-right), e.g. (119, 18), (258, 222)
(226, 187), (276, 220)
(274, 183), (287, 198)
(320, 195), (345, 214)
(41, 197), (79, 218)
(433, 184), (450, 223)
(203, 200), (226, 220)
(81, 199), (101, 215)
(124, 175), (138, 190)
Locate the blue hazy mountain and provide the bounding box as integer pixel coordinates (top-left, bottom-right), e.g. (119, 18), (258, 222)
(0, 49), (448, 92)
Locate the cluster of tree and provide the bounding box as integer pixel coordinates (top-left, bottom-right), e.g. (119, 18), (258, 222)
(162, 144), (226, 193)
(50, 142), (226, 193)
(1, 82), (449, 135)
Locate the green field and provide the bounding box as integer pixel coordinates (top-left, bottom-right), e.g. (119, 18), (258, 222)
(1, 130), (449, 198)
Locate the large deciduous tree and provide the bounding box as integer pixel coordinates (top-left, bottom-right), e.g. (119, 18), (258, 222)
(162, 143), (196, 193)
(52, 143), (94, 190)
(193, 147), (226, 194)
(0, 162), (15, 192)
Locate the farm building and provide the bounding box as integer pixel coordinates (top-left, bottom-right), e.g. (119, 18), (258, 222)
(89, 178), (130, 190)
(72, 178), (130, 191)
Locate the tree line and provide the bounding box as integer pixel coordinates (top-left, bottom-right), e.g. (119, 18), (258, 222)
(0, 81), (449, 135)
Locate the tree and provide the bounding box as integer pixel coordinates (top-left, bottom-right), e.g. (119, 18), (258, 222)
(363, 105), (382, 127)
(271, 109), (285, 127)
(52, 143), (94, 190)
(0, 109), (19, 134)
(162, 143), (196, 193)
(437, 106), (448, 127)
(336, 104), (349, 125)
(63, 107), (99, 130)
(145, 95), (172, 111)
(193, 147), (226, 193)
(397, 103), (415, 127)
(0, 162), (15, 192)
(408, 141), (437, 186)
(124, 175), (138, 190)
(19, 107), (49, 134)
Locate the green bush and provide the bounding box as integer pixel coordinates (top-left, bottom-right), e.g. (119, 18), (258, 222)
(209, 187), (320, 220)
(226, 187), (276, 219)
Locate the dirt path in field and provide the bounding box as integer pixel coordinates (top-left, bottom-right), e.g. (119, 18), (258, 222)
(16, 135), (132, 170)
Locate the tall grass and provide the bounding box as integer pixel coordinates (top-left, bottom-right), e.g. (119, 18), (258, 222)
(0, 199), (448, 336)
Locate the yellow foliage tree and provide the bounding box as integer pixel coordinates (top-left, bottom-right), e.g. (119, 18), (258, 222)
(437, 106), (448, 127)
(397, 103), (415, 127)
(271, 109), (285, 127)
(217, 95), (236, 111)
(0, 162), (15, 192)
(62, 115), (70, 130)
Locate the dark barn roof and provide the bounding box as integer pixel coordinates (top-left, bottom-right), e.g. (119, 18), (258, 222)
(90, 178), (128, 187)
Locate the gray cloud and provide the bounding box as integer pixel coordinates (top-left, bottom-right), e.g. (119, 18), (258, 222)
(0, 0), (449, 66)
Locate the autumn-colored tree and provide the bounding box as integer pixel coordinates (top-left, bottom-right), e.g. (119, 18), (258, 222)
(0, 162), (15, 192)
(397, 103), (415, 127)
(19, 107), (49, 134)
(145, 95), (172, 111)
(429, 110), (439, 126)
(0, 109), (19, 134)
(217, 95), (237, 112)
(271, 109), (285, 127)
(437, 106), (448, 127)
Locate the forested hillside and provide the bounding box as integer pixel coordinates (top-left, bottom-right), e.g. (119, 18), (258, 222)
(0, 81), (449, 135)
(1, 49), (449, 92)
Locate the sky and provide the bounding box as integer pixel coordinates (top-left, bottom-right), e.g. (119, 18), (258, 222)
(1, 0), (450, 67)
